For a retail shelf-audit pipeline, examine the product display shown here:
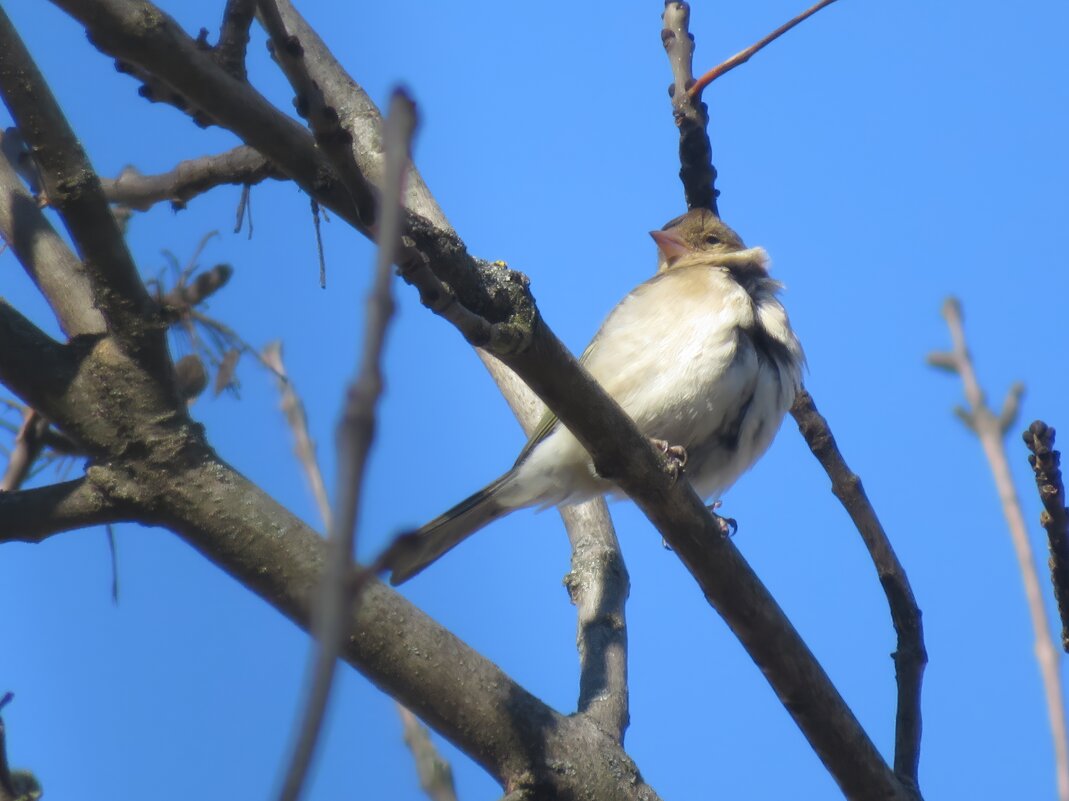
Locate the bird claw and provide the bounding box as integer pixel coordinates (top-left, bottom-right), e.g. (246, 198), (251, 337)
(706, 500), (737, 537)
(650, 438), (688, 481)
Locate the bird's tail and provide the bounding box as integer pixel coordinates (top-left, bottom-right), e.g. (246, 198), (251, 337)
(386, 472), (514, 585)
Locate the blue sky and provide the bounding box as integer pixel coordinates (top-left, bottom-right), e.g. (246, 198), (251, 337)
(2, 1), (1068, 799)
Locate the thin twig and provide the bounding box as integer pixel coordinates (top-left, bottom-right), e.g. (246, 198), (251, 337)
(928, 298), (1069, 801)
(688, 0), (841, 98)
(105, 523), (120, 604)
(1023, 421), (1069, 651)
(311, 198), (327, 289)
(275, 89), (415, 801)
(262, 342), (332, 529)
(0, 409), (48, 492)
(791, 389), (926, 789)
(397, 704), (459, 801)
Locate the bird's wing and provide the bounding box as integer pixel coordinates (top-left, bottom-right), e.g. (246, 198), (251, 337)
(512, 337), (599, 466)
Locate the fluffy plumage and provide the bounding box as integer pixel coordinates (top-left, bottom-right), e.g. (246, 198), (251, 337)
(388, 209), (804, 584)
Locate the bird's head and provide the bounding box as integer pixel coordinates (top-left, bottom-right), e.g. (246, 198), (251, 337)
(650, 208), (749, 273)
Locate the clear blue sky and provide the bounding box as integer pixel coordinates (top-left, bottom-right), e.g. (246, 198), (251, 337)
(3, 2), (1068, 799)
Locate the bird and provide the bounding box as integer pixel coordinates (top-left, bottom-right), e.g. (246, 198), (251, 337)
(386, 208), (804, 584)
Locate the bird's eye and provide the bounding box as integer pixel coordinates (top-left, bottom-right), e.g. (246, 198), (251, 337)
(705, 235), (721, 245)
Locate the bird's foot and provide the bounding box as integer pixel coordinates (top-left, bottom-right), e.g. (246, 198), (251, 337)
(650, 438), (687, 481)
(707, 500), (737, 538)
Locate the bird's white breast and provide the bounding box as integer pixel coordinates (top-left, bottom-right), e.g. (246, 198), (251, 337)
(503, 261), (801, 509)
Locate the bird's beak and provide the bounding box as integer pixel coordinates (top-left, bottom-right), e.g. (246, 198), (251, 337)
(649, 228), (692, 267)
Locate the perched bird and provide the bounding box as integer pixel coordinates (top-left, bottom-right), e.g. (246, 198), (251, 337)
(387, 208), (804, 584)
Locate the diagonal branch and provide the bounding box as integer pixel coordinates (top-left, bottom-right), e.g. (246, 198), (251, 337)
(792, 388), (926, 788)
(0, 301), (80, 418)
(928, 298), (1069, 801)
(687, 0), (841, 98)
(487, 356), (630, 742)
(661, 4), (920, 798)
(0, 8), (156, 349)
(1023, 421), (1069, 652)
(0, 130), (104, 337)
(276, 89), (414, 801)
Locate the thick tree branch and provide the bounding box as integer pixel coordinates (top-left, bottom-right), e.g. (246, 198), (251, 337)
(0, 131), (103, 337)
(0, 476), (124, 543)
(55, 0), (530, 354)
(0, 8), (156, 350)
(929, 298), (1069, 801)
(1023, 421), (1069, 652)
(100, 146), (283, 211)
(0, 301), (79, 417)
(146, 450), (661, 801)
(792, 389), (926, 788)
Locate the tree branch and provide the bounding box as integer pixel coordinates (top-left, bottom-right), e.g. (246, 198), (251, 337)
(398, 704), (459, 801)
(276, 89), (413, 801)
(660, 2), (719, 214)
(792, 388), (926, 788)
(0, 130), (104, 337)
(929, 298), (1069, 801)
(213, 0), (256, 80)
(1023, 420), (1069, 652)
(0, 476), (124, 543)
(661, 4), (920, 798)
(0, 8), (157, 350)
(0, 301), (80, 418)
(486, 351), (630, 742)
(0, 409), (48, 492)
(687, 0), (841, 98)
(100, 146), (283, 211)
(151, 450), (662, 801)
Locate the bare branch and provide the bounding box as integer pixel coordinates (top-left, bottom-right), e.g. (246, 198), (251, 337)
(688, 0), (841, 97)
(660, 2), (719, 214)
(100, 146), (283, 212)
(792, 388), (926, 788)
(0, 409), (48, 492)
(397, 704), (459, 801)
(214, 0), (256, 80)
(0, 301), (79, 418)
(262, 342), (331, 528)
(484, 351), (630, 742)
(1023, 421), (1069, 652)
(931, 299), (1069, 801)
(276, 89), (414, 801)
(0, 8), (156, 348)
(0, 477), (123, 544)
(660, 5), (918, 797)
(0, 130), (103, 337)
